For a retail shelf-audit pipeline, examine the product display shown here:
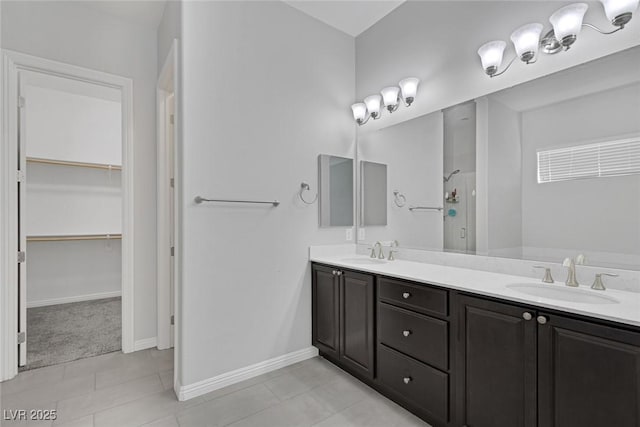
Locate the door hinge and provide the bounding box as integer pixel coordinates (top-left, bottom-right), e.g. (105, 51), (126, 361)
(16, 170), (25, 182)
(17, 331), (26, 344)
(170, 315), (175, 325)
(170, 178), (174, 188)
(17, 251), (26, 263)
(18, 96), (25, 109)
(170, 246), (175, 257)
(170, 114), (174, 125)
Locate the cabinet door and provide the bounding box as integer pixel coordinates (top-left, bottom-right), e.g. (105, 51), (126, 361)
(456, 296), (537, 427)
(538, 313), (640, 427)
(312, 265), (340, 360)
(340, 270), (375, 379)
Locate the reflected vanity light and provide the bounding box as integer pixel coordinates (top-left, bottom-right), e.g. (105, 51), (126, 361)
(351, 78), (420, 126)
(478, 1), (639, 77)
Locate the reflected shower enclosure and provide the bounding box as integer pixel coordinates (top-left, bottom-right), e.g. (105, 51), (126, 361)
(443, 102), (476, 254)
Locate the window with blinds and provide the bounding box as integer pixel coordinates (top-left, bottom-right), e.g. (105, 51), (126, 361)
(537, 136), (640, 184)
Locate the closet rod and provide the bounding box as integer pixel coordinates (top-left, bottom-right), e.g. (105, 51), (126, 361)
(26, 157), (122, 171)
(27, 234), (122, 242)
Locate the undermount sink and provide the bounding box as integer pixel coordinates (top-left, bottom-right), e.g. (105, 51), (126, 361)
(507, 283), (619, 304)
(340, 257), (387, 265)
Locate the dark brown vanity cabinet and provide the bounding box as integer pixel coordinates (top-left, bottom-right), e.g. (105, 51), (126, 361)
(455, 295), (537, 427)
(537, 314), (640, 427)
(377, 277), (452, 426)
(312, 264), (375, 379)
(456, 294), (640, 427)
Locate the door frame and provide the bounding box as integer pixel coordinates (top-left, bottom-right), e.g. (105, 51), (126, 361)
(157, 40), (179, 351)
(0, 50), (135, 381)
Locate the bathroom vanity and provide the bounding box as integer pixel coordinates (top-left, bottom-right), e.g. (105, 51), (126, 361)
(310, 254), (640, 427)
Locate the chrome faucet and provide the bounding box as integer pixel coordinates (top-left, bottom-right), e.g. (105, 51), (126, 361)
(533, 265), (554, 283)
(562, 254), (585, 287)
(388, 240), (399, 261)
(591, 273), (618, 291)
(372, 241), (384, 259)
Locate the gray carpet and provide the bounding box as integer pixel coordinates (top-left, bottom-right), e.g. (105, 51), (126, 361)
(22, 297), (121, 371)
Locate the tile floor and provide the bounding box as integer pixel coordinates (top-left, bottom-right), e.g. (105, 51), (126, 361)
(0, 349), (430, 427)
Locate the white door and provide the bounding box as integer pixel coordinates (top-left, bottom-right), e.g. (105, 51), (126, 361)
(168, 93), (175, 348)
(17, 73), (28, 367)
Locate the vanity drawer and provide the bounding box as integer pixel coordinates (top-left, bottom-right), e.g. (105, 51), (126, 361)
(378, 277), (448, 317)
(378, 344), (449, 422)
(378, 303), (448, 370)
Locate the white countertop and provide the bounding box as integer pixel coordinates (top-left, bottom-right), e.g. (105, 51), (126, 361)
(310, 252), (640, 328)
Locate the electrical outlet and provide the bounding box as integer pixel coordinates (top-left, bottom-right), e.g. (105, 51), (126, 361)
(345, 228), (353, 241)
(358, 228), (365, 240)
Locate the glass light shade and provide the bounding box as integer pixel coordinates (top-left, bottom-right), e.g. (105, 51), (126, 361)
(477, 40), (507, 71)
(549, 3), (589, 41)
(399, 77), (420, 101)
(380, 86), (400, 107)
(364, 95), (382, 117)
(600, 0), (639, 22)
(351, 103), (367, 122)
(510, 23), (543, 61)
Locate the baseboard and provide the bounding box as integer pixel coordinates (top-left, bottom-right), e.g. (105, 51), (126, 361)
(134, 337), (157, 351)
(26, 291), (122, 308)
(177, 346), (319, 401)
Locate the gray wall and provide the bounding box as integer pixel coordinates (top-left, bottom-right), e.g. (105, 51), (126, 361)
(180, 1), (355, 387)
(521, 83), (640, 268)
(157, 0), (181, 70)
(1, 0), (159, 343)
(485, 98), (523, 258)
(358, 112), (443, 249)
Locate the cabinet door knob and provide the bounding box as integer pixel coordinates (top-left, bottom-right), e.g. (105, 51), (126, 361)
(403, 377), (412, 384)
(522, 312), (532, 321)
(402, 292), (411, 299)
(332, 270), (337, 275)
(336, 271), (342, 276)
(537, 315), (548, 325)
(402, 330), (411, 337)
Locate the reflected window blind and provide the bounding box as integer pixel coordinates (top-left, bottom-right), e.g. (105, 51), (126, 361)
(537, 136), (640, 184)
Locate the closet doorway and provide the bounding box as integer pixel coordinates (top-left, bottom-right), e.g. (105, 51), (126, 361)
(1, 51), (135, 379)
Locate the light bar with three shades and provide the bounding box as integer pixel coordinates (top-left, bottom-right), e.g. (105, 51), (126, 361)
(478, 0), (639, 77)
(351, 78), (420, 126)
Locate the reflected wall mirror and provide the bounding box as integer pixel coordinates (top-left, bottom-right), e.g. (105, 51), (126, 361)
(356, 46), (640, 270)
(318, 154), (354, 227)
(360, 161), (387, 226)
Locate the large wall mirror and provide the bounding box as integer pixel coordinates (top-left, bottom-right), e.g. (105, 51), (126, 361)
(356, 46), (640, 270)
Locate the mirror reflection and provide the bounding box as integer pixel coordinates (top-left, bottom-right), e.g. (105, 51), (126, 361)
(360, 161), (387, 226)
(318, 155), (354, 227)
(356, 47), (640, 270)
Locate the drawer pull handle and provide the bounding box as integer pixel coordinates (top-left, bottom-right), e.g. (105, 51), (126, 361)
(402, 330), (411, 337)
(403, 377), (412, 384)
(402, 292), (411, 299)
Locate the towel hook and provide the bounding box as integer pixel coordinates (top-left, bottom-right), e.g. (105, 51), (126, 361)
(393, 190), (406, 207)
(299, 182), (318, 205)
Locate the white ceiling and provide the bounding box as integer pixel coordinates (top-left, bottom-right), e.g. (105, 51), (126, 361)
(79, 0), (167, 29)
(283, 0), (405, 37)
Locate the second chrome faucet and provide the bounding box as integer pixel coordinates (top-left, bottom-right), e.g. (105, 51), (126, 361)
(563, 254), (585, 287)
(370, 240), (399, 261)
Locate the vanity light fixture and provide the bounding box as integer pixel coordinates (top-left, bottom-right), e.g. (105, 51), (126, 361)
(351, 77), (420, 125)
(478, 0), (639, 77)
